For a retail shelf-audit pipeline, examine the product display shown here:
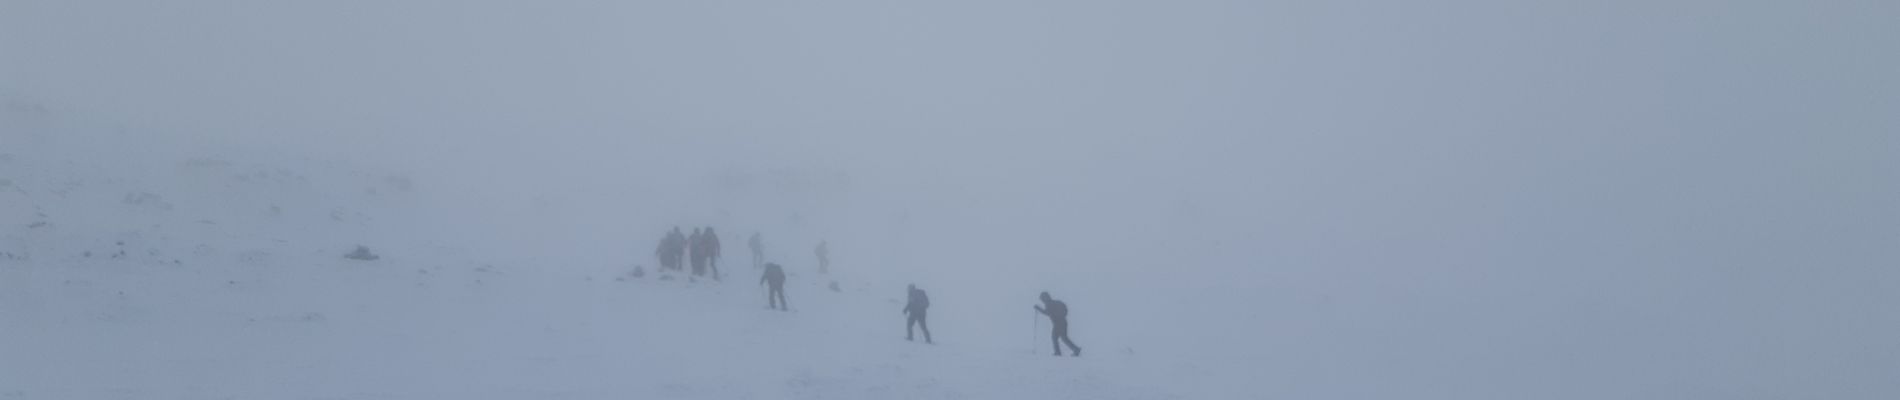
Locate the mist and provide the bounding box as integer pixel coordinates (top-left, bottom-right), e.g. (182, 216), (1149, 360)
(5, 0), (1897, 398)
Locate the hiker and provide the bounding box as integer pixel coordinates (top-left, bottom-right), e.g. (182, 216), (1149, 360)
(814, 241), (830, 274)
(748, 232), (764, 269)
(655, 231), (673, 271)
(689, 228), (706, 277)
(1035, 292), (1082, 356)
(657, 227), (684, 272)
(904, 284), (931, 343)
(668, 227), (687, 271)
(760, 263), (788, 311)
(705, 227), (722, 280)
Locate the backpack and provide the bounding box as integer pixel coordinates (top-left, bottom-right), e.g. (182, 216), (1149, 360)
(911, 289), (930, 310)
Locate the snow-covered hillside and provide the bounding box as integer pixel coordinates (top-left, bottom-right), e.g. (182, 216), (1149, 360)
(0, 100), (1224, 399)
(6, 0), (1898, 394)
(7, 91), (1900, 399)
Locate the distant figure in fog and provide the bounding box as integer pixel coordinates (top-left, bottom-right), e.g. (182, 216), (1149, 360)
(760, 263), (788, 311)
(814, 241), (830, 274)
(655, 231), (673, 271)
(904, 284), (931, 343)
(704, 227), (722, 280)
(670, 227), (688, 271)
(689, 228), (706, 277)
(1035, 292), (1081, 357)
(748, 232), (764, 269)
(658, 227), (686, 272)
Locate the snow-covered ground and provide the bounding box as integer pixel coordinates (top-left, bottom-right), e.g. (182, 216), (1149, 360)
(5, 1), (1898, 394)
(6, 91), (1900, 399)
(2, 252), (1178, 399)
(0, 101), (1226, 399)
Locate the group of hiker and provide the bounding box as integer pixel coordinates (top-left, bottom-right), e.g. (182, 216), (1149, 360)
(900, 284), (1086, 356)
(655, 228), (815, 311)
(898, 285), (1083, 356)
(654, 226), (723, 280)
(651, 227), (1084, 357)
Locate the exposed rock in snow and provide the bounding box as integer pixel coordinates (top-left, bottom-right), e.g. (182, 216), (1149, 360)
(344, 245), (380, 261)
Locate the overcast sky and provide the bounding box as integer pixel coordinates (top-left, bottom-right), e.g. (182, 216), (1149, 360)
(5, 0), (1897, 397)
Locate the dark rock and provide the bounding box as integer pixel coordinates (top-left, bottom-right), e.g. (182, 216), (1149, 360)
(344, 245), (380, 261)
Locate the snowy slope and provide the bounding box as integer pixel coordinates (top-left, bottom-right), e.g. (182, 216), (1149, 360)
(0, 100), (1211, 399)
(8, 90), (1895, 399)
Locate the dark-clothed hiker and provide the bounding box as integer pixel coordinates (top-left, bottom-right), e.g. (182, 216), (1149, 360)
(748, 233), (764, 269)
(658, 227), (686, 272)
(904, 284), (931, 343)
(704, 227), (722, 280)
(669, 228), (687, 271)
(814, 241), (830, 274)
(760, 263), (788, 311)
(689, 228), (706, 277)
(1035, 292), (1081, 356)
(655, 231), (674, 271)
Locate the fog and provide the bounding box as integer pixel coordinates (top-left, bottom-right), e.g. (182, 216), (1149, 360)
(5, 0), (1897, 398)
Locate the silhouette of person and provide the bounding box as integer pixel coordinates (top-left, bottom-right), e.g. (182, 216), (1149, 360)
(760, 263), (788, 311)
(814, 241), (830, 274)
(904, 284), (931, 343)
(748, 232), (764, 269)
(704, 227), (722, 280)
(1035, 291), (1081, 356)
(689, 228), (705, 277)
(669, 227), (687, 271)
(655, 229), (673, 271)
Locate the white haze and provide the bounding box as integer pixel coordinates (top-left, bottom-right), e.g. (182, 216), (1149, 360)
(4, 0), (1898, 398)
